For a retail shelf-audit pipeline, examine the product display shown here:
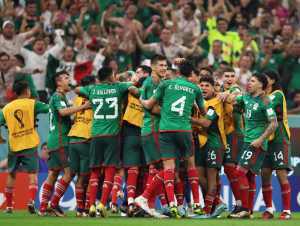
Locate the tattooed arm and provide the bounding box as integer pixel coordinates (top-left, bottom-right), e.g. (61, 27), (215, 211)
(251, 117), (278, 149)
(128, 86), (139, 98)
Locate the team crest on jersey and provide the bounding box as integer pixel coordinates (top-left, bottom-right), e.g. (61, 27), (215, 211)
(119, 56), (125, 62)
(253, 103), (259, 110)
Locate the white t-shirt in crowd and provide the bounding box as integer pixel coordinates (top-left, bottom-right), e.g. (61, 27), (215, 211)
(0, 33), (27, 59)
(179, 17), (200, 47)
(20, 35), (64, 91)
(234, 68), (252, 93)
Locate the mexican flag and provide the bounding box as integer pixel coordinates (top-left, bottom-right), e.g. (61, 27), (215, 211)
(46, 54), (93, 88)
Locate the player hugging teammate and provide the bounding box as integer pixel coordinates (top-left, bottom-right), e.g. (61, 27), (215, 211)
(0, 56), (292, 220)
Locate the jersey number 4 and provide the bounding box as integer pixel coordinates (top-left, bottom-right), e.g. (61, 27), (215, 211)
(171, 96), (186, 116)
(93, 97), (118, 119)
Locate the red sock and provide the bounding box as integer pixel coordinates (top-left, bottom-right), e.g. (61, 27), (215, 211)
(148, 168), (159, 209)
(203, 194), (215, 214)
(224, 163), (241, 203)
(135, 176), (144, 198)
(89, 168), (101, 204)
(141, 170), (149, 190)
(187, 166), (200, 203)
(164, 168), (175, 204)
(111, 175), (123, 204)
(101, 167), (116, 206)
(5, 187), (14, 208)
(247, 173), (256, 212)
(29, 183), (38, 202)
(236, 166), (249, 208)
(262, 184), (272, 208)
(143, 170), (164, 200)
(175, 179), (184, 206)
(51, 179), (70, 208)
(75, 187), (85, 210)
(39, 183), (54, 212)
(85, 192), (90, 210)
(157, 184), (168, 206)
(281, 183), (291, 211)
(127, 169), (139, 204)
(179, 168), (186, 198)
(214, 178), (223, 206)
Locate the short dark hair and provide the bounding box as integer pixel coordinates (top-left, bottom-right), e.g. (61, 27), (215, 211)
(136, 65), (152, 76)
(263, 70), (282, 92)
(51, 70), (69, 89)
(33, 38), (45, 46)
(137, 76), (148, 88)
(125, 3), (136, 11)
(0, 52), (10, 60)
(98, 66), (113, 81)
(186, 2), (196, 11)
(166, 67), (177, 77)
(217, 18), (227, 24)
(195, 56), (206, 65)
(213, 40), (222, 46)
(222, 67), (235, 75)
(15, 81), (29, 96)
(26, 0), (36, 6)
(200, 67), (213, 76)
(293, 40), (300, 46)
(239, 11), (250, 23)
(236, 22), (248, 30)
(81, 74), (97, 87)
(219, 61), (229, 66)
(41, 142), (47, 149)
(200, 75), (214, 86)
(292, 89), (300, 100)
(14, 54), (25, 66)
(150, 54), (167, 65)
(193, 68), (200, 77)
(264, 37), (274, 44)
(177, 60), (194, 77)
(252, 72), (268, 90)
(115, 23), (125, 30)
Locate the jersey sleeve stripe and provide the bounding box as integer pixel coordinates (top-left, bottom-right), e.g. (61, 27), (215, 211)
(262, 93), (269, 105)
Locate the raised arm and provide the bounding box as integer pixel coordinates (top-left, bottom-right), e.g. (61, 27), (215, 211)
(271, 9), (280, 34)
(217, 92), (239, 105)
(25, 15), (45, 39)
(105, 6), (120, 23)
(40, 0), (47, 13)
(59, 100), (91, 116)
(207, 0), (214, 19)
(92, 0), (100, 14)
(254, 7), (264, 30)
(76, 7), (87, 37)
(134, 31), (152, 52)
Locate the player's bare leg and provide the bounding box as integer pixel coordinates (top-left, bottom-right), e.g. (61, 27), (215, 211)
(4, 170), (17, 213)
(111, 168), (124, 214)
(75, 174), (87, 217)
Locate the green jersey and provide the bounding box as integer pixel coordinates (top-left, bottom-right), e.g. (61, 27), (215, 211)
(235, 92), (276, 150)
(255, 53), (283, 73)
(48, 91), (71, 152)
(0, 99), (50, 155)
(286, 100), (300, 114)
(141, 76), (161, 136)
(71, 10), (97, 31)
(79, 82), (131, 137)
(104, 50), (132, 71)
(268, 91), (290, 143)
(152, 77), (204, 132)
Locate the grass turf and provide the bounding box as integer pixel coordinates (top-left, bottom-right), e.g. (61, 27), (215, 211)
(1, 210), (299, 226)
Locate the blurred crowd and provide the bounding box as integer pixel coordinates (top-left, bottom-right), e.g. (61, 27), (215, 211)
(0, 0), (300, 113)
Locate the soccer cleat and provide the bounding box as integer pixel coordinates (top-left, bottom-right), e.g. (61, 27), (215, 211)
(162, 206), (171, 217)
(211, 202), (228, 218)
(28, 200), (36, 214)
(37, 210), (55, 217)
(89, 203), (97, 217)
(97, 202), (108, 218)
(227, 205), (241, 218)
(127, 204), (135, 218)
(150, 209), (170, 218)
(133, 206), (145, 218)
(186, 203), (195, 217)
(4, 208), (13, 214)
(230, 207), (251, 219)
(76, 211), (83, 217)
(178, 207), (186, 218)
(170, 204), (182, 219)
(194, 203), (205, 215)
(279, 212), (292, 220)
(82, 210), (90, 218)
(249, 213), (254, 219)
(117, 190), (124, 202)
(111, 203), (119, 214)
(47, 204), (67, 217)
(258, 211), (274, 219)
(193, 213), (211, 219)
(134, 196), (151, 215)
(120, 201), (128, 213)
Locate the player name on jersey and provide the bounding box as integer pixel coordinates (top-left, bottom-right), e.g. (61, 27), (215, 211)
(168, 84), (195, 94)
(92, 89), (117, 95)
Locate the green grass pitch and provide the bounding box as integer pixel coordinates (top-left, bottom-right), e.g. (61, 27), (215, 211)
(1, 211), (299, 226)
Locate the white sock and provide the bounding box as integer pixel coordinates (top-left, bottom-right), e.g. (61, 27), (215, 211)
(283, 210), (291, 215)
(266, 207), (273, 214)
(178, 205), (184, 211)
(128, 197), (134, 205)
(162, 204), (168, 209)
(236, 200), (242, 206)
(187, 202), (193, 208)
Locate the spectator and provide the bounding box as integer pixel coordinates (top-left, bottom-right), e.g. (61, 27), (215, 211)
(135, 65), (152, 79)
(269, 0), (290, 28)
(208, 40), (224, 71)
(0, 19), (44, 58)
(20, 34), (64, 103)
(42, 0), (58, 31)
(199, 66), (214, 77)
(230, 11), (257, 35)
(195, 56), (208, 71)
(235, 55), (252, 92)
(0, 52), (43, 107)
(116, 24), (134, 54)
(107, 58), (119, 75)
(39, 142), (49, 173)
(280, 24), (294, 46)
(214, 61), (228, 82)
(232, 22), (259, 68)
(74, 36), (92, 63)
(2, 0), (25, 21)
(164, 67), (177, 80)
(10, 54), (39, 100)
(135, 27), (199, 65)
(287, 90), (300, 114)
(245, 49), (258, 72)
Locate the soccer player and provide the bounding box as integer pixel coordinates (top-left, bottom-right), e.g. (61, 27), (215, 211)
(0, 81), (50, 214)
(136, 60), (206, 218)
(74, 66), (138, 218)
(219, 67), (244, 217)
(190, 75), (227, 219)
(217, 72), (278, 218)
(259, 70), (292, 220)
(38, 70), (91, 217)
(68, 74), (98, 217)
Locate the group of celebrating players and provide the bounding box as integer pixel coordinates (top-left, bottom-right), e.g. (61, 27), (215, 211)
(0, 53), (292, 220)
